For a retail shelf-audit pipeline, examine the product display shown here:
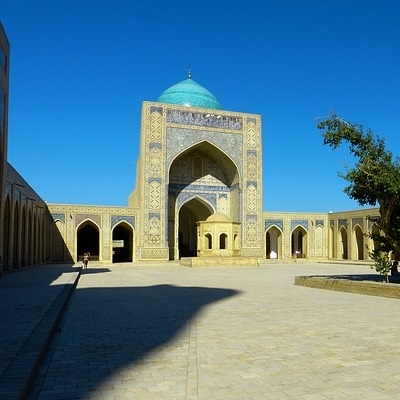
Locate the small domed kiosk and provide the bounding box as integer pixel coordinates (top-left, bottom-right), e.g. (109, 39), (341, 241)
(196, 212), (241, 258)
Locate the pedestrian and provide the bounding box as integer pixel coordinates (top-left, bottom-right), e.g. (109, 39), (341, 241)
(83, 252), (89, 269)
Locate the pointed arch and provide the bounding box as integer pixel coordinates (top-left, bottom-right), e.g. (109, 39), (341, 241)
(77, 219), (100, 262)
(368, 222), (380, 255)
(265, 225), (283, 259)
(175, 196), (214, 259)
(339, 226), (348, 259)
(353, 224), (364, 260)
(315, 225), (324, 258)
(167, 140), (240, 261)
(219, 233), (227, 250)
(329, 224), (334, 259)
(205, 233), (212, 250)
(291, 225), (308, 258)
(13, 202), (19, 269)
(2, 195), (11, 270)
(27, 209), (33, 266)
(168, 140), (241, 186)
(112, 221), (134, 263)
(21, 205), (27, 267)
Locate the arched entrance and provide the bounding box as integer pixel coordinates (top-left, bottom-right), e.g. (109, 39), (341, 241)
(13, 203), (19, 269)
(354, 225), (364, 260)
(77, 221), (100, 262)
(266, 226), (282, 259)
(291, 226), (308, 258)
(168, 140), (240, 260)
(21, 207), (27, 267)
(369, 223), (380, 255)
(339, 227), (348, 259)
(178, 198), (213, 258)
(2, 196), (10, 270)
(112, 222), (133, 263)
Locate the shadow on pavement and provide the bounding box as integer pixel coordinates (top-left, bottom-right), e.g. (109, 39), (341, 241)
(310, 273), (400, 283)
(34, 283), (239, 398)
(80, 267), (111, 275)
(316, 273), (385, 282)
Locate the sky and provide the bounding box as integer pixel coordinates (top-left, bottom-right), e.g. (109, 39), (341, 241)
(1, 0), (400, 212)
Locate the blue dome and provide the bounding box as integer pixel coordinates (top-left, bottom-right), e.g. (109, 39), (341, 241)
(157, 78), (221, 110)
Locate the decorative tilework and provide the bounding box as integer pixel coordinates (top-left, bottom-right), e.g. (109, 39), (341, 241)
(150, 106), (163, 114)
(149, 181), (161, 209)
(176, 191), (217, 210)
(244, 215), (259, 246)
(75, 214), (101, 227)
(148, 214), (161, 245)
(5, 182), (12, 196)
(291, 219), (309, 231)
(52, 213), (65, 223)
(140, 248), (169, 260)
(148, 177), (162, 184)
(169, 183), (229, 193)
(111, 215), (135, 229)
(352, 218), (363, 227)
(148, 146), (162, 176)
(338, 219), (348, 230)
(247, 185), (257, 212)
(167, 109), (243, 130)
(246, 181), (257, 188)
(265, 219), (283, 231)
(166, 128), (243, 172)
(368, 216), (380, 230)
(315, 219), (324, 227)
(150, 111), (162, 141)
(246, 119), (257, 148)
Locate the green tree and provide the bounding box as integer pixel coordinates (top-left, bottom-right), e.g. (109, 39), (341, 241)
(317, 113), (400, 272)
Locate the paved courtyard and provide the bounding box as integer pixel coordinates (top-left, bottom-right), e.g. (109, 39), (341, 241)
(2, 262), (400, 399)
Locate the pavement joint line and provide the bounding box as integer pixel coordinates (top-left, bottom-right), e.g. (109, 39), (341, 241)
(186, 308), (198, 400)
(0, 266), (82, 400)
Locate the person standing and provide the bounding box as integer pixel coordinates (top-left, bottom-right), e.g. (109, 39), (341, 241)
(83, 252), (89, 269)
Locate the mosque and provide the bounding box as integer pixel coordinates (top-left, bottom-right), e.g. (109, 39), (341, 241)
(0, 23), (379, 270)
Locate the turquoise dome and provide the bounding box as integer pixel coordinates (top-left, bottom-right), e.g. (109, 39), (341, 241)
(157, 78), (221, 110)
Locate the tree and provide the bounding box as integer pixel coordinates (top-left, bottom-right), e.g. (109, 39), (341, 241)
(317, 113), (400, 272)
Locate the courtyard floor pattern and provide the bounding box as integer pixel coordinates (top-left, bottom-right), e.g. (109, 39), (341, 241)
(2, 262), (400, 399)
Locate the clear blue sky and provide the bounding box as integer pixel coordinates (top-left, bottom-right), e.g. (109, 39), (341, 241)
(2, 0), (399, 212)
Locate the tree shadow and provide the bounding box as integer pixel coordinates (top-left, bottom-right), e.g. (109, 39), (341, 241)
(305, 273), (400, 283)
(39, 283), (239, 397)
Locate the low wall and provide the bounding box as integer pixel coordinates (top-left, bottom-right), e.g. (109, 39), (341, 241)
(180, 257), (260, 267)
(295, 275), (400, 299)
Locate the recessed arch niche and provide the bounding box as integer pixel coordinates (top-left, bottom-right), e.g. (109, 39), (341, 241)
(168, 141), (240, 260)
(112, 221), (134, 263)
(77, 220), (100, 262)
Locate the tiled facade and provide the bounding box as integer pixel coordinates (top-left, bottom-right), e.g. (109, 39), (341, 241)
(127, 102), (263, 261)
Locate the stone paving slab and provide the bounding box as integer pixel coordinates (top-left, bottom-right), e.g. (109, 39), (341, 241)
(0, 264), (81, 400)
(22, 262), (400, 399)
